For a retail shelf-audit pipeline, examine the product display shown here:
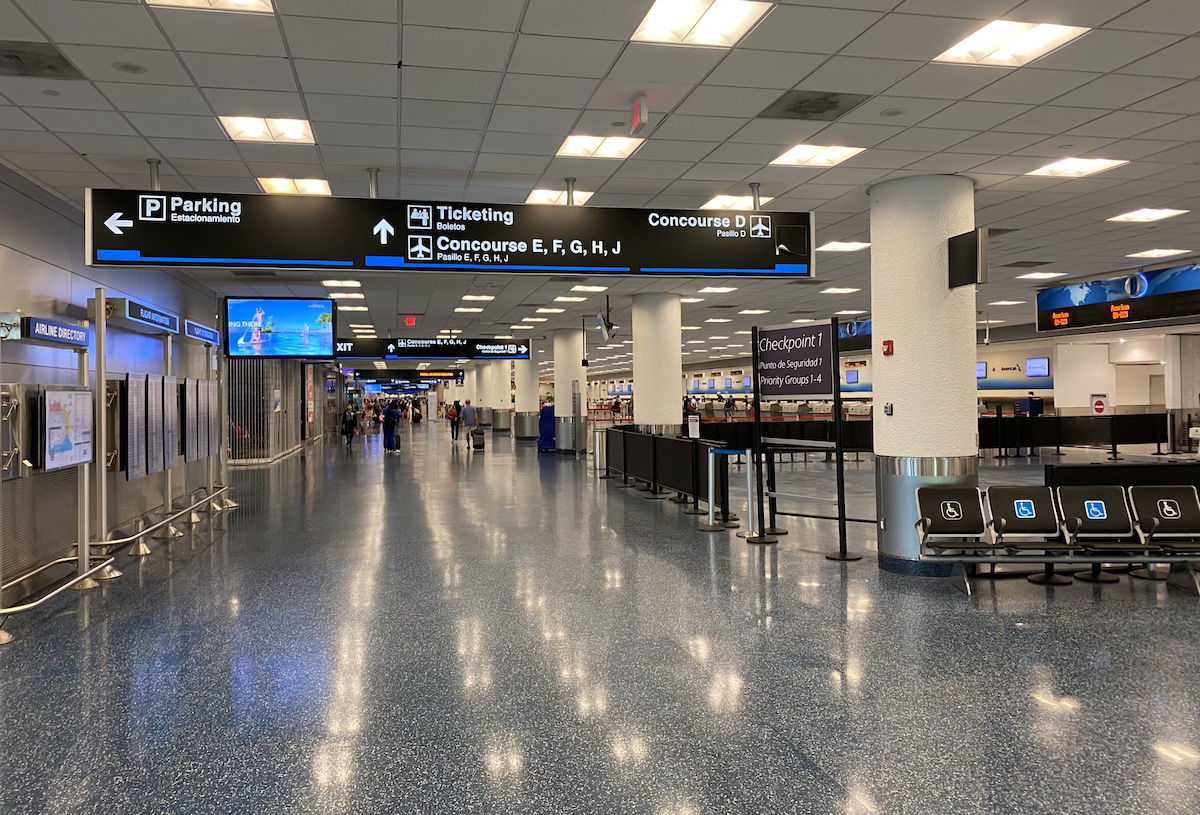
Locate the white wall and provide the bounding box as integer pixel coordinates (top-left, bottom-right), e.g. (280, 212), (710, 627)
(1054, 344), (1116, 411)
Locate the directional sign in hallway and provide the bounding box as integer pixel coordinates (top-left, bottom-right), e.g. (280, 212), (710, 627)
(334, 336), (531, 360)
(85, 189), (814, 278)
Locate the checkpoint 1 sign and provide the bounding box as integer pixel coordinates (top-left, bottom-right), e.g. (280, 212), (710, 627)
(85, 189), (813, 279)
(335, 337), (530, 360)
(756, 323), (835, 400)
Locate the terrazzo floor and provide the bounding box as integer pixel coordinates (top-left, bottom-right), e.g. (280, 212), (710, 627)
(1, 424), (1198, 814)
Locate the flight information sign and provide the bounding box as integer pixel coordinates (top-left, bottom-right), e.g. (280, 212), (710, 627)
(335, 337), (530, 360)
(1037, 263), (1200, 331)
(85, 189), (812, 278)
(353, 369), (465, 383)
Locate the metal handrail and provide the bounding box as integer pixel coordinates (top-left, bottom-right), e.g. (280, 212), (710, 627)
(0, 554), (115, 616)
(92, 486), (229, 550)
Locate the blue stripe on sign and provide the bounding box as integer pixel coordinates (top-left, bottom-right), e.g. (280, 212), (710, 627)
(364, 256), (629, 272)
(96, 249), (354, 267)
(641, 263), (809, 275)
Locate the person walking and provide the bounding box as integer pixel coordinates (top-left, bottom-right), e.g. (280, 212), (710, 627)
(447, 399), (461, 442)
(340, 405), (356, 448)
(724, 395), (735, 421)
(461, 399), (478, 447)
(382, 400), (401, 453)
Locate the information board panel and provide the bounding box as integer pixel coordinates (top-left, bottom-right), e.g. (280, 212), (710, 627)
(163, 375), (179, 469)
(146, 375), (164, 475)
(1036, 262), (1200, 331)
(207, 379), (221, 457)
(42, 389), (93, 471)
(184, 378), (200, 462)
(124, 374), (147, 480)
(756, 324), (835, 400)
(336, 337), (528, 360)
(197, 378), (209, 460)
(86, 189), (812, 279)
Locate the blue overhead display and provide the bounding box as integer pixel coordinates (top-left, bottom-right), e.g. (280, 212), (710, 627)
(85, 189), (814, 279)
(224, 297), (334, 359)
(1036, 262), (1200, 331)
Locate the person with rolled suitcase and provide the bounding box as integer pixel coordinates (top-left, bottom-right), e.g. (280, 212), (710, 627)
(461, 400), (483, 451)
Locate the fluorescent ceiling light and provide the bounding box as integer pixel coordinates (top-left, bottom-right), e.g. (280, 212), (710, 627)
(632, 0), (771, 47)
(680, 297), (705, 304)
(322, 279), (359, 288)
(1016, 271), (1066, 279)
(1127, 249), (1190, 259)
(792, 319), (816, 324)
(988, 300), (1025, 306)
(934, 20), (1089, 67)
(338, 305), (368, 312)
(329, 292), (364, 299)
(521, 317), (547, 322)
(526, 188), (595, 205)
(701, 194), (772, 210)
(556, 135), (643, 159)
(461, 294), (495, 301)
(219, 116), (312, 143)
(686, 340), (705, 344)
(536, 307), (565, 313)
(821, 287), (861, 294)
(554, 296), (586, 302)
(348, 324), (373, 329)
(149, 0), (274, 13)
(978, 319), (1005, 325)
(735, 330), (751, 334)
(682, 325), (700, 330)
(1108, 208), (1188, 223)
(738, 309), (768, 315)
(1026, 158), (1126, 178)
(257, 177), (330, 195)
(709, 335), (730, 339)
(771, 144), (864, 167)
(510, 324), (532, 329)
(705, 318), (731, 323)
(572, 285), (608, 292)
(699, 286), (736, 293)
(454, 307), (483, 313)
(817, 241), (870, 252)
(835, 310), (867, 315)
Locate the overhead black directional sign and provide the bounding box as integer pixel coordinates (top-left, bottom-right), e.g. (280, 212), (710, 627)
(353, 370), (465, 384)
(85, 189), (813, 278)
(335, 337), (530, 360)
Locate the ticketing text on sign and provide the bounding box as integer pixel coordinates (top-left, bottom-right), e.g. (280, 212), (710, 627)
(86, 189), (813, 278)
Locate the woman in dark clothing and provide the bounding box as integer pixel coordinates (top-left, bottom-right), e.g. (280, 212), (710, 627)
(341, 407), (356, 447)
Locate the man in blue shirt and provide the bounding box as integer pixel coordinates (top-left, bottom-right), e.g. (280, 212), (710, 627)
(382, 401), (401, 454)
(461, 400), (478, 446)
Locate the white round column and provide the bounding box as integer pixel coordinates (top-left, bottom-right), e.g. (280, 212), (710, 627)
(462, 365), (477, 406)
(475, 362), (494, 425)
(632, 292), (683, 429)
(870, 174), (978, 572)
(553, 328), (586, 452)
(489, 359), (512, 431)
(514, 344), (539, 439)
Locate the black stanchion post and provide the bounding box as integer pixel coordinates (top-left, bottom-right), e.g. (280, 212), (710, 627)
(765, 443), (787, 535)
(1107, 414), (1122, 461)
(993, 404), (1008, 460)
(746, 326), (776, 544)
(826, 317), (862, 562)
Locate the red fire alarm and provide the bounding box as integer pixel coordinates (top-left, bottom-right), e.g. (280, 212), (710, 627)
(882, 339), (894, 356)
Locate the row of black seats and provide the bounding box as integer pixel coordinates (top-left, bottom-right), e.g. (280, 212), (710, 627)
(915, 484), (1200, 594)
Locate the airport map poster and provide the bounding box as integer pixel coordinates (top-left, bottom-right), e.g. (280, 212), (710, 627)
(163, 375), (179, 469)
(124, 374), (147, 480)
(146, 375), (164, 475)
(43, 389), (93, 471)
(225, 297), (335, 359)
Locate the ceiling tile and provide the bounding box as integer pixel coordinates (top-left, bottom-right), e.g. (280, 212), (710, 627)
(793, 56), (923, 95)
(96, 82), (212, 116)
(319, 145), (396, 165)
(892, 0), (1018, 14)
(970, 68), (1100, 105)
(884, 63), (1010, 99)
(274, 0), (397, 22)
(1066, 110), (1184, 138)
(1034, 30), (1183, 73)
(840, 13), (989, 61)
(204, 89), (306, 119)
(588, 79), (696, 115)
(126, 112), (224, 139)
(149, 137), (239, 160)
(837, 94), (954, 126)
(1051, 74), (1183, 108)
(1005, 0), (1150, 28)
(400, 0), (524, 31)
(1106, 0), (1200, 35)
(398, 149), (475, 171)
(1118, 36), (1200, 80)
(305, 93), (396, 125)
(613, 159), (694, 180)
(680, 162), (758, 181)
(728, 118), (826, 145)
(282, 15), (397, 64)
(675, 86), (781, 118)
(808, 121), (906, 146)
(0, 0), (42, 40)
(474, 153), (552, 174)
(741, 6), (884, 54)
(875, 127), (970, 151)
(401, 99), (492, 130)
(608, 44), (725, 85)
(60, 133), (155, 155)
(59, 45), (193, 86)
(26, 107), (134, 135)
(486, 104), (577, 136)
(18, 0), (169, 48)
(312, 122), (397, 148)
(1128, 81), (1200, 115)
(400, 126), (483, 152)
(918, 100), (1033, 130)
(651, 115), (749, 142)
(707, 50), (826, 90)
(401, 26), (515, 71)
(479, 130), (563, 155)
(993, 105), (1106, 134)
(497, 74), (599, 109)
(520, 0), (651, 40)
(182, 53), (297, 92)
(942, 131), (1046, 154)
(507, 35), (623, 78)
(155, 7), (286, 56)
(295, 60), (398, 97)
(701, 142), (784, 164)
(0, 77), (113, 110)
(236, 143), (320, 163)
(402, 67), (502, 104)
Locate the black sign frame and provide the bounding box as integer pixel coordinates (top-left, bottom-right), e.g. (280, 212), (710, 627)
(336, 337), (530, 360)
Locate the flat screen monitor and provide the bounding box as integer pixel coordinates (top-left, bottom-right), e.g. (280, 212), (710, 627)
(742, 376), (751, 388)
(724, 377), (732, 388)
(845, 370), (859, 385)
(976, 361), (987, 379)
(1026, 357), (1050, 377)
(691, 378), (699, 390)
(707, 378), (716, 389)
(224, 297), (335, 358)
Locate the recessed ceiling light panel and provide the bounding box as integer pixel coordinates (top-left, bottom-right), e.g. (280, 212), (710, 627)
(1026, 157), (1126, 178)
(526, 188), (595, 205)
(1127, 249), (1190, 259)
(149, 0), (274, 12)
(934, 20), (1089, 67)
(817, 242), (870, 252)
(556, 135), (642, 159)
(220, 116), (313, 143)
(632, 0), (772, 47)
(1108, 208), (1188, 223)
(701, 194), (773, 210)
(770, 144), (864, 167)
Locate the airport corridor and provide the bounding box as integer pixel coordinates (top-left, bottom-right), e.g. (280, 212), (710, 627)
(2, 423), (1199, 815)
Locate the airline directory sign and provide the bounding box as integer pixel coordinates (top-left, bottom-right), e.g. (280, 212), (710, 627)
(86, 189), (812, 278)
(1036, 262), (1200, 331)
(335, 337), (530, 360)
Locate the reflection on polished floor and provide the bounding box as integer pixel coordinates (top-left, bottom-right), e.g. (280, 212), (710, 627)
(2, 425), (1199, 815)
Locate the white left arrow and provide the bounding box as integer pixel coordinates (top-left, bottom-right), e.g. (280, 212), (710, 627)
(105, 212), (133, 235)
(373, 219), (395, 245)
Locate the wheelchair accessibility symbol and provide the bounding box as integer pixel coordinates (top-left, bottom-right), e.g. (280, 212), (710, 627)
(1014, 500), (1036, 519)
(940, 501), (963, 521)
(1158, 499), (1181, 520)
(1085, 500), (1107, 520)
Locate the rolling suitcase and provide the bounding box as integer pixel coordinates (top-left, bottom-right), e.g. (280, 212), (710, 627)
(470, 427), (485, 450)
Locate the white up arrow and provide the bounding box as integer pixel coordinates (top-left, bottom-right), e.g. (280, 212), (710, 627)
(105, 212), (134, 234)
(373, 219), (395, 245)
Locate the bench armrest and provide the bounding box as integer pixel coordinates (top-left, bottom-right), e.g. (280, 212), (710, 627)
(1137, 516), (1160, 546)
(914, 517), (932, 549)
(989, 516), (1007, 547)
(1061, 517), (1082, 547)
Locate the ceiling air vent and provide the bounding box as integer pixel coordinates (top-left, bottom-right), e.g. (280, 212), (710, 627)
(1001, 260), (1050, 268)
(231, 269), (278, 277)
(0, 42), (83, 79)
(758, 90), (871, 121)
